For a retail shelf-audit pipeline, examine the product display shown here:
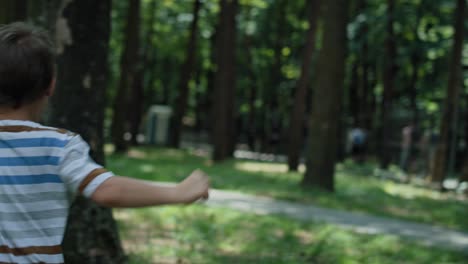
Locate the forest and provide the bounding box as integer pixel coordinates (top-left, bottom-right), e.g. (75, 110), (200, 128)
(0, 0), (467, 263)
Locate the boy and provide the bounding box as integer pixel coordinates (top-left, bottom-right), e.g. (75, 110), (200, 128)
(0, 22), (209, 263)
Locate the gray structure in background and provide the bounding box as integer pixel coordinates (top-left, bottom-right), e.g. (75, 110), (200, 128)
(146, 105), (172, 145)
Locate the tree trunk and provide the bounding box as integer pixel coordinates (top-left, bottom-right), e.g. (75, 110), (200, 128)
(408, 7), (423, 126)
(247, 73), (257, 151)
(461, 107), (468, 183)
(212, 0), (238, 161)
(259, 0), (287, 154)
(193, 68), (204, 132)
(379, 0), (397, 169)
(142, 2), (158, 110)
(349, 61), (360, 126)
(244, 32), (257, 151)
(367, 63), (378, 153)
(170, 0), (202, 148)
(409, 54), (420, 125)
(129, 0), (157, 145)
(203, 27), (218, 134)
(461, 118), (468, 183)
(430, 0), (466, 184)
(287, 0), (321, 171)
(302, 0), (348, 192)
(160, 57), (172, 105)
(0, 0), (27, 23)
(15, 0), (27, 20)
(461, 160), (468, 183)
(0, 0), (12, 23)
(49, 0), (125, 263)
(128, 67), (145, 145)
(111, 0), (141, 153)
(359, 0), (371, 129)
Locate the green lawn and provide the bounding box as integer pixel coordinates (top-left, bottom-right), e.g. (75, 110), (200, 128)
(107, 147), (468, 263)
(115, 206), (467, 264)
(107, 147), (468, 232)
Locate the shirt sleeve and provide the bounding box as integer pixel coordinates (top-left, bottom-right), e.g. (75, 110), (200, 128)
(58, 135), (114, 198)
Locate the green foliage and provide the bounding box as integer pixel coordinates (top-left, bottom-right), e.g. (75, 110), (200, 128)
(105, 0), (468, 156)
(107, 147), (468, 231)
(346, 0), (460, 129)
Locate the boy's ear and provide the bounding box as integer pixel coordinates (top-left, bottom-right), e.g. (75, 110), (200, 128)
(45, 78), (56, 97)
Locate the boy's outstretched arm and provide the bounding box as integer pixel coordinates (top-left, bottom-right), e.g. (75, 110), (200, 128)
(91, 169), (209, 208)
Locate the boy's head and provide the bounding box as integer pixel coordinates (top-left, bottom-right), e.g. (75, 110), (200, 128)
(0, 22), (55, 109)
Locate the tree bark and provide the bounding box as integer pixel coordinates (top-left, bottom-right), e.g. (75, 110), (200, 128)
(302, 0), (348, 192)
(461, 161), (468, 183)
(111, 0), (141, 152)
(461, 106), (468, 183)
(408, 7), (423, 126)
(128, 66), (145, 145)
(160, 57), (172, 105)
(349, 61), (360, 126)
(49, 0), (125, 263)
(129, 0), (157, 145)
(143, 16), (158, 111)
(243, 29), (257, 151)
(0, 0), (27, 23)
(359, 0), (371, 129)
(287, 0), (321, 171)
(15, 0), (27, 20)
(409, 54), (420, 125)
(0, 0), (12, 23)
(212, 0), (238, 161)
(430, 0), (466, 184)
(367, 63), (378, 153)
(170, 0), (202, 148)
(193, 68), (204, 132)
(379, 0), (397, 169)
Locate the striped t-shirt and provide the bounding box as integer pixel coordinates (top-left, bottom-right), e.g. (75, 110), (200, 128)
(0, 120), (114, 263)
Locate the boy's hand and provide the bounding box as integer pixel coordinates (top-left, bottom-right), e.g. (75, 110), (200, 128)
(176, 169), (210, 204)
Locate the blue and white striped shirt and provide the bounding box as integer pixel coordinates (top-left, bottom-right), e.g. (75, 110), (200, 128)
(0, 120), (114, 263)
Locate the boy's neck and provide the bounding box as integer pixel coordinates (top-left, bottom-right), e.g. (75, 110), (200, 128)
(0, 102), (44, 123)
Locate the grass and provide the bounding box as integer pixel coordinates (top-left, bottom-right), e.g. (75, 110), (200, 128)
(107, 147), (468, 232)
(115, 205), (468, 264)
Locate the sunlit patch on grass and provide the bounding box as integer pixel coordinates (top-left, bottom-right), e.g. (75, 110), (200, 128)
(139, 164), (156, 173)
(104, 144), (115, 154)
(203, 159), (214, 167)
(234, 161), (307, 175)
(188, 148), (211, 158)
(234, 161), (288, 173)
(384, 186), (418, 200)
(127, 149), (148, 159)
(381, 181), (463, 202)
(156, 148), (188, 159)
(298, 164), (306, 173)
(385, 205), (414, 217)
(295, 230), (314, 244)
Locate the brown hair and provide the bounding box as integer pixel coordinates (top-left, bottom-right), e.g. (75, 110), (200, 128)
(0, 22), (55, 108)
